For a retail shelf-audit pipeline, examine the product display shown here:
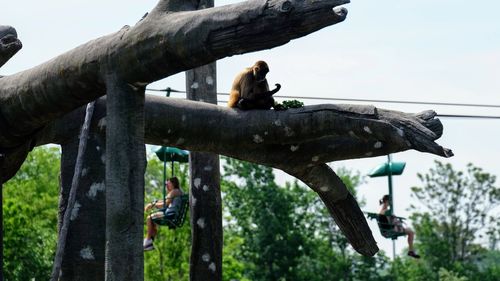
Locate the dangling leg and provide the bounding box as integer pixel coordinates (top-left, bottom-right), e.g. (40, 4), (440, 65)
(405, 227), (420, 258)
(144, 215), (158, 251)
(146, 215), (158, 240)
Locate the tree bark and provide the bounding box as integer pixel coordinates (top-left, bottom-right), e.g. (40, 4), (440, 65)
(51, 102), (96, 281)
(59, 131), (106, 281)
(104, 74), (146, 280)
(186, 62), (222, 280)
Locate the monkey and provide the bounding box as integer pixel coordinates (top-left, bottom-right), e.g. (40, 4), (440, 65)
(227, 60), (281, 110)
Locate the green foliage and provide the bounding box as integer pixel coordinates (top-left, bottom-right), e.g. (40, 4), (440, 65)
(223, 234), (251, 281)
(389, 257), (437, 281)
(274, 99), (305, 110)
(438, 268), (469, 281)
(407, 161), (500, 280)
(221, 158), (389, 281)
(222, 158), (309, 280)
(3, 146), (60, 280)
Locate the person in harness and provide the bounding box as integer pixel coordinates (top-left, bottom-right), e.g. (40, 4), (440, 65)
(379, 195), (420, 259)
(143, 177), (184, 251)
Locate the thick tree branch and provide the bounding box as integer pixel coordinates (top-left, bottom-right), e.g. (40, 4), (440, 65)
(0, 97), (451, 185)
(284, 164), (378, 256)
(36, 97), (453, 161)
(0, 25), (22, 68)
(26, 97), (452, 256)
(0, 0), (349, 146)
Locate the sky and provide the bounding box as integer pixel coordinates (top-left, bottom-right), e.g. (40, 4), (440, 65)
(2, 0), (499, 257)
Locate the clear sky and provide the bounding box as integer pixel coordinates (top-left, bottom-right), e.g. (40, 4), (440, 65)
(3, 0), (499, 257)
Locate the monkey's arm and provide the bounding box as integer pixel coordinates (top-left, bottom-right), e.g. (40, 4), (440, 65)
(259, 83), (281, 98)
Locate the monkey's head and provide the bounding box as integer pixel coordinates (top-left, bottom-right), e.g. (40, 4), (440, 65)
(252, 60), (269, 82)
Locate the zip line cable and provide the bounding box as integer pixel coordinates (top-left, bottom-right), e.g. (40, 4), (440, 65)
(146, 87), (500, 108)
(145, 87), (500, 119)
(436, 114), (500, 119)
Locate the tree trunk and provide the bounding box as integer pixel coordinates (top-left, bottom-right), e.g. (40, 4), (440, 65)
(59, 129), (106, 281)
(186, 62), (222, 280)
(104, 74), (146, 280)
(51, 102), (96, 280)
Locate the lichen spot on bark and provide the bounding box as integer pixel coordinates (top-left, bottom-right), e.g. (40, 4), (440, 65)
(397, 128), (404, 137)
(202, 253), (211, 262)
(197, 217), (206, 229)
(284, 126), (295, 137)
(363, 126), (373, 134)
(206, 76), (214, 85)
(349, 131), (357, 138)
(98, 118), (106, 130)
(192, 196), (197, 206)
(374, 141), (383, 149)
(312, 156), (320, 162)
(100, 153), (106, 164)
(191, 82), (199, 89)
(176, 138), (185, 145)
(70, 201), (81, 221)
(203, 185), (209, 192)
(182, 115), (187, 122)
(290, 145), (299, 152)
(194, 178), (201, 188)
(82, 168), (89, 177)
(80, 246), (95, 260)
(320, 186), (330, 192)
(204, 165), (213, 171)
(274, 120), (282, 126)
(209, 262), (216, 273)
(253, 134), (264, 143)
(87, 182), (105, 199)
(365, 152), (373, 156)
